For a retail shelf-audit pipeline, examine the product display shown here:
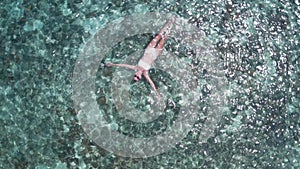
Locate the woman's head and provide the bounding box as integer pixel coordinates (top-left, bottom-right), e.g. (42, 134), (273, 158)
(133, 70), (143, 81)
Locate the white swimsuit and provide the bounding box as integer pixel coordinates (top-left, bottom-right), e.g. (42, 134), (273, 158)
(137, 48), (159, 70)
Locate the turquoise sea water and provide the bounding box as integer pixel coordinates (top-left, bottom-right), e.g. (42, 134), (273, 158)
(1, 0), (299, 168)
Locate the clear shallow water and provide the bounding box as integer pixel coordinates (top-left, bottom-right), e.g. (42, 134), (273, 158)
(1, 0), (299, 168)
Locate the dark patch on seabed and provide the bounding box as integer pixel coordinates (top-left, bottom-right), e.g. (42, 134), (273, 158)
(0, 0), (299, 168)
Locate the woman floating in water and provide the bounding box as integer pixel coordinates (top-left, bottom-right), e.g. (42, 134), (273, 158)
(106, 16), (176, 97)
